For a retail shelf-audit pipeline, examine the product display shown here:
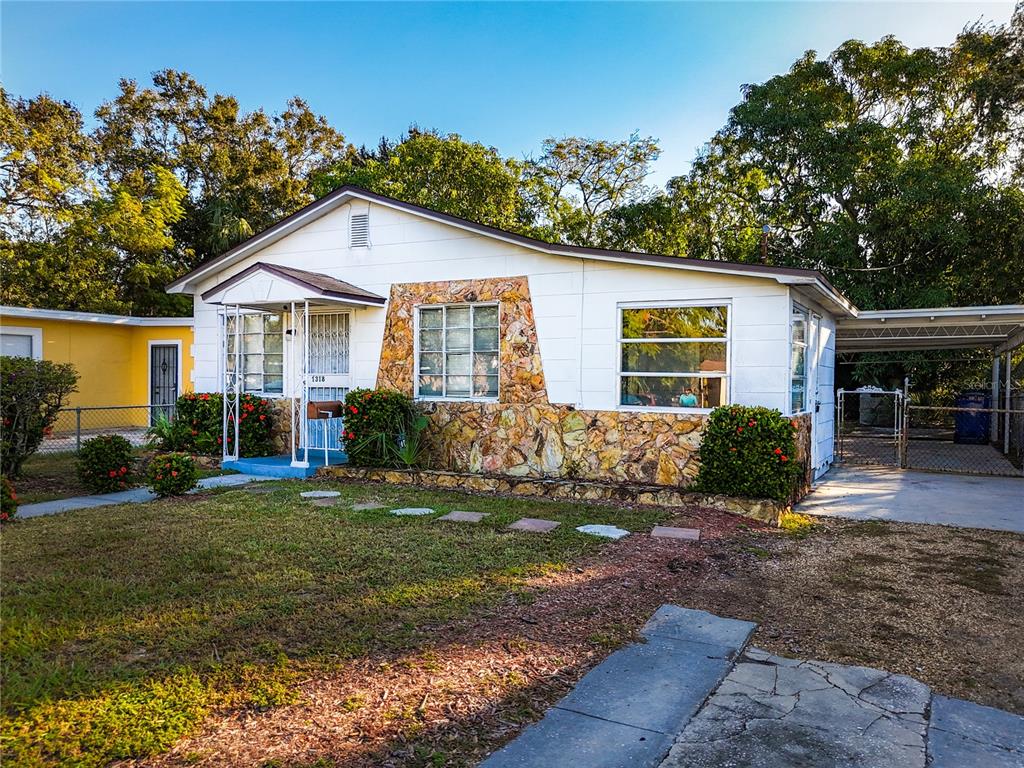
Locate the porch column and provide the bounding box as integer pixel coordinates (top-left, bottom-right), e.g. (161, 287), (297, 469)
(1005, 351), (1012, 455)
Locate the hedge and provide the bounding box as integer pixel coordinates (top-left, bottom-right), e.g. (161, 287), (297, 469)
(173, 393), (275, 457)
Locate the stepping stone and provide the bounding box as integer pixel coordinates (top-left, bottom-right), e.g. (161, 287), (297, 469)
(351, 501), (387, 511)
(437, 511), (488, 523)
(651, 525), (700, 541)
(309, 498), (338, 507)
(391, 507), (435, 516)
(300, 490), (341, 499)
(576, 524), (630, 540)
(507, 518), (560, 533)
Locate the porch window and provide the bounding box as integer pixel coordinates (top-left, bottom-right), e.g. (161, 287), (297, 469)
(227, 312), (284, 394)
(416, 304), (499, 399)
(618, 305), (729, 409)
(790, 304), (809, 413)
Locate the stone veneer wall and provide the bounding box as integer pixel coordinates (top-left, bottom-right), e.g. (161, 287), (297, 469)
(376, 276), (547, 403)
(420, 402), (706, 486)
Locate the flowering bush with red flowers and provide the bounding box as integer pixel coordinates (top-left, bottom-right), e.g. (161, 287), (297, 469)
(173, 393), (275, 457)
(1, 476), (17, 522)
(147, 452), (198, 497)
(341, 388), (417, 467)
(694, 405), (802, 502)
(76, 434), (135, 493)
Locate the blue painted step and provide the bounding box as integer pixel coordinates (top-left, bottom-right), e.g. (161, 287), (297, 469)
(222, 451), (347, 479)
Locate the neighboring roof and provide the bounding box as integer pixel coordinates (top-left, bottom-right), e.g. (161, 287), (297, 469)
(200, 262), (387, 306)
(836, 305), (1024, 353)
(0, 305), (193, 327)
(166, 185), (856, 316)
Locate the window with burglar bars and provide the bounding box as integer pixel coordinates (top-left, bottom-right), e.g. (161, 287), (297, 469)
(308, 312), (350, 375)
(416, 304), (499, 399)
(226, 313), (284, 394)
(618, 305), (729, 410)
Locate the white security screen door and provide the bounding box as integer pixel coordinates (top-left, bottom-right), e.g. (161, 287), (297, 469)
(305, 312), (351, 451)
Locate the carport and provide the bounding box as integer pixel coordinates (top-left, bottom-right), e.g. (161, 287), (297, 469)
(801, 304), (1023, 532)
(833, 304), (1024, 477)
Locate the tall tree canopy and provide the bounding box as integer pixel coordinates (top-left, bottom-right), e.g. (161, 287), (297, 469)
(1, 12), (1021, 316)
(604, 12), (1024, 309)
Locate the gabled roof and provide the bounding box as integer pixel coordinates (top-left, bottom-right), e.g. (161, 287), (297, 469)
(166, 185), (856, 316)
(200, 263), (386, 306)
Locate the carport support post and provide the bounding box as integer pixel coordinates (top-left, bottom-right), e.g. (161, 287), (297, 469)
(991, 356), (1000, 444)
(1005, 351), (1012, 455)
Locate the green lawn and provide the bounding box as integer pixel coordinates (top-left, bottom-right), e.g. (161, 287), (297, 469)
(0, 481), (665, 767)
(9, 452), (236, 505)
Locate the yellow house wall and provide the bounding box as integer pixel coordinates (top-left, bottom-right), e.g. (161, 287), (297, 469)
(0, 316), (193, 431)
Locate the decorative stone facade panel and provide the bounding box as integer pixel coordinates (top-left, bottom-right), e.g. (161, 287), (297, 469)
(420, 402), (706, 486)
(376, 276), (548, 404)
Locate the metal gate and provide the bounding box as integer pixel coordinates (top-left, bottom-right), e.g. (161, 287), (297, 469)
(836, 388), (905, 467)
(149, 344), (179, 424)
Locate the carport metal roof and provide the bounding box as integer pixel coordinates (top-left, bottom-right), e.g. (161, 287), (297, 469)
(836, 305), (1024, 353)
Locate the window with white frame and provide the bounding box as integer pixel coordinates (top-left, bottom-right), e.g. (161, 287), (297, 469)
(226, 312), (284, 394)
(416, 304), (499, 399)
(790, 304), (809, 413)
(618, 305), (729, 409)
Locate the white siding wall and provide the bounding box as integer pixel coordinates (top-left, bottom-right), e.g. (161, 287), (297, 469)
(191, 200), (807, 414)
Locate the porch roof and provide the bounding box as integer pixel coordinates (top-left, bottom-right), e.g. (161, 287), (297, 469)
(835, 305), (1024, 354)
(200, 262), (387, 310)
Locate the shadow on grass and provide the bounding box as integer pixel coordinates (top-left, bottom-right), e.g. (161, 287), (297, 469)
(1, 480), (679, 766)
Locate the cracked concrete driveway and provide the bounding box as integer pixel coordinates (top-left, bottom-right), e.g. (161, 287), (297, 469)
(661, 648), (931, 767)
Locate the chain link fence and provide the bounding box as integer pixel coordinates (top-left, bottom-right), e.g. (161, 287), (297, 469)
(904, 405), (1023, 477)
(38, 405), (175, 454)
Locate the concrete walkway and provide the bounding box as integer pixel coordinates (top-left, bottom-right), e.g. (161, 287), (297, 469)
(17, 473), (273, 518)
(797, 465), (1024, 534)
(479, 606), (1024, 768)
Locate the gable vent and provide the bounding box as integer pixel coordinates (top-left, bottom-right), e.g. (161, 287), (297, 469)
(350, 213), (370, 248)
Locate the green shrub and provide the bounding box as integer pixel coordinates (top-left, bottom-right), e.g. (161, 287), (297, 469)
(341, 389), (420, 467)
(147, 452), (199, 496)
(173, 393), (274, 457)
(146, 412), (190, 452)
(77, 435), (135, 494)
(0, 356), (79, 476)
(694, 406), (802, 502)
(1, 476), (17, 522)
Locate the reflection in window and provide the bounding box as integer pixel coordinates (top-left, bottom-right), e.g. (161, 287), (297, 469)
(619, 306), (729, 409)
(226, 313), (284, 394)
(791, 304), (809, 413)
(417, 304), (499, 399)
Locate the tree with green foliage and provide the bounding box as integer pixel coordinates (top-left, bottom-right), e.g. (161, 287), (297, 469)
(609, 14), (1024, 310)
(528, 133), (661, 246)
(312, 127), (540, 235)
(1, 356), (79, 477)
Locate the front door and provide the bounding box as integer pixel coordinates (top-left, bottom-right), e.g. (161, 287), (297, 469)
(305, 312), (351, 451)
(150, 344), (179, 424)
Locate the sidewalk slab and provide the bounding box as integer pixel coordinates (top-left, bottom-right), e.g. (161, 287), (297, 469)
(479, 707), (672, 768)
(17, 474), (273, 518)
(659, 653), (930, 768)
(556, 634), (732, 734)
(928, 695), (1024, 768)
(641, 605), (755, 654)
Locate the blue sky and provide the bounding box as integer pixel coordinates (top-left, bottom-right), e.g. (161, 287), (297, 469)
(1, 1), (1015, 185)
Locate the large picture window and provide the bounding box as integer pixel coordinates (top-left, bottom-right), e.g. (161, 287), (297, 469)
(417, 304), (499, 399)
(618, 305), (729, 409)
(227, 312), (284, 394)
(790, 304), (809, 413)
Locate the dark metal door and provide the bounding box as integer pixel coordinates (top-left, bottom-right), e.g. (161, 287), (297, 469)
(150, 344), (178, 424)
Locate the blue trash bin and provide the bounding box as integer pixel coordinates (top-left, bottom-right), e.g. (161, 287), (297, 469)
(954, 390), (990, 445)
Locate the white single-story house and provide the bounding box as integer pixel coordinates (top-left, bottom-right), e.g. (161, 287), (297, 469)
(167, 186), (852, 484)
